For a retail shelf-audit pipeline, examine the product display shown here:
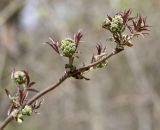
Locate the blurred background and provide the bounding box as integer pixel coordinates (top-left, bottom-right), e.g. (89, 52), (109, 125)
(0, 0), (160, 130)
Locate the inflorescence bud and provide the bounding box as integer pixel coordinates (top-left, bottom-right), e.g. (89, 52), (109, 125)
(16, 105), (33, 123)
(102, 15), (124, 33)
(16, 113), (24, 123)
(110, 15), (123, 33)
(60, 38), (76, 57)
(11, 71), (26, 85)
(102, 18), (111, 29)
(22, 105), (32, 116)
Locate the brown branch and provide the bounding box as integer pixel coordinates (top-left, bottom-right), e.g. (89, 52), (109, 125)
(27, 48), (123, 106)
(0, 116), (13, 130)
(76, 48), (123, 73)
(0, 8), (149, 129)
(27, 72), (69, 105)
(0, 48), (123, 130)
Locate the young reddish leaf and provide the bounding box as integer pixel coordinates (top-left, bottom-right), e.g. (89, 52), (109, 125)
(137, 15), (142, 28)
(19, 89), (24, 104)
(132, 20), (137, 30)
(23, 70), (30, 86)
(74, 30), (83, 47)
(46, 37), (60, 54)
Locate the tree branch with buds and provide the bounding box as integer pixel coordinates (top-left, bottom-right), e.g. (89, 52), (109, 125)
(0, 9), (150, 130)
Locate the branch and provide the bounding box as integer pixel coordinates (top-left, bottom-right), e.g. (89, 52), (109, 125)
(0, 116), (13, 130)
(0, 47), (123, 130)
(0, 9), (149, 130)
(77, 48), (122, 73)
(27, 72), (69, 105)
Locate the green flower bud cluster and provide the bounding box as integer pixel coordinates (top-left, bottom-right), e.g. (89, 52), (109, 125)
(16, 105), (32, 123)
(102, 15), (124, 33)
(110, 15), (123, 33)
(110, 15), (123, 32)
(60, 38), (76, 57)
(16, 113), (24, 123)
(96, 60), (108, 68)
(22, 105), (32, 116)
(11, 71), (26, 85)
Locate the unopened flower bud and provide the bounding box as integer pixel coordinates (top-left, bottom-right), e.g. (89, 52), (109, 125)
(16, 113), (23, 123)
(112, 15), (123, 24)
(22, 105), (32, 116)
(102, 18), (111, 29)
(60, 38), (76, 57)
(110, 23), (120, 32)
(110, 15), (123, 33)
(11, 71), (26, 85)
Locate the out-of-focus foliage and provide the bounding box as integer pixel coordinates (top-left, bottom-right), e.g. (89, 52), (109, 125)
(0, 0), (160, 130)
